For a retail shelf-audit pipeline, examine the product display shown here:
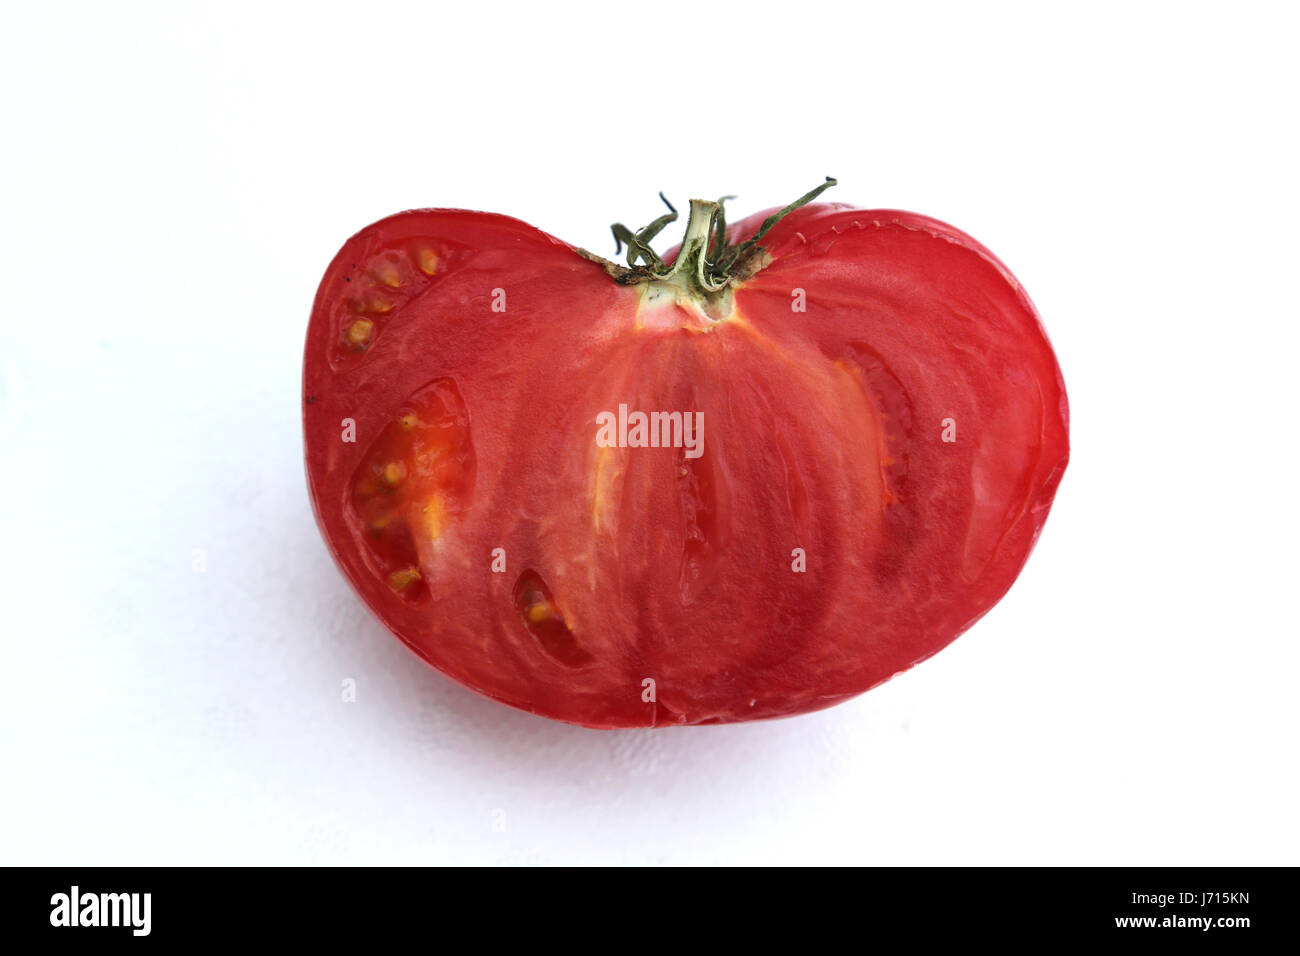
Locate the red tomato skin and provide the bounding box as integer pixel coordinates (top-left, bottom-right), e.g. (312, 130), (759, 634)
(303, 203), (1068, 728)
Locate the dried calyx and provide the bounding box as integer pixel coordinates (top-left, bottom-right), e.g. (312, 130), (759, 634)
(576, 177), (837, 310)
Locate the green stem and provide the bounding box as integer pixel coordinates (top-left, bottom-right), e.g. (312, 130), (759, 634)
(667, 199), (726, 294)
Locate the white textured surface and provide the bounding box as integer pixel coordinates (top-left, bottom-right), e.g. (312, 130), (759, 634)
(1, 1), (1297, 865)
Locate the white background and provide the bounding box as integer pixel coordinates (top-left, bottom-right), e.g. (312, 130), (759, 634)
(2, 1), (1296, 865)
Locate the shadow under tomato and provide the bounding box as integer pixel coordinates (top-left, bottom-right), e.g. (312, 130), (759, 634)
(266, 487), (855, 863)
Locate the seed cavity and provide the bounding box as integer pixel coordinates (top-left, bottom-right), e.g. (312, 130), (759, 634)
(838, 341), (918, 578)
(348, 378), (475, 606)
(513, 570), (593, 668)
(328, 239), (463, 370)
(677, 449), (720, 606)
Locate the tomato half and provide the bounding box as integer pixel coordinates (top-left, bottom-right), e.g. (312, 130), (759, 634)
(302, 182), (1069, 728)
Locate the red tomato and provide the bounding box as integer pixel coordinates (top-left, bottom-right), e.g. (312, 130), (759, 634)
(303, 182), (1068, 728)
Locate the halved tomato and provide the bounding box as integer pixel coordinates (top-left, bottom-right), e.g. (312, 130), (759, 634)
(303, 181), (1068, 728)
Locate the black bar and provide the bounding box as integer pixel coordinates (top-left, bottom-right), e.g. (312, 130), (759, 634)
(3, 866), (1288, 944)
